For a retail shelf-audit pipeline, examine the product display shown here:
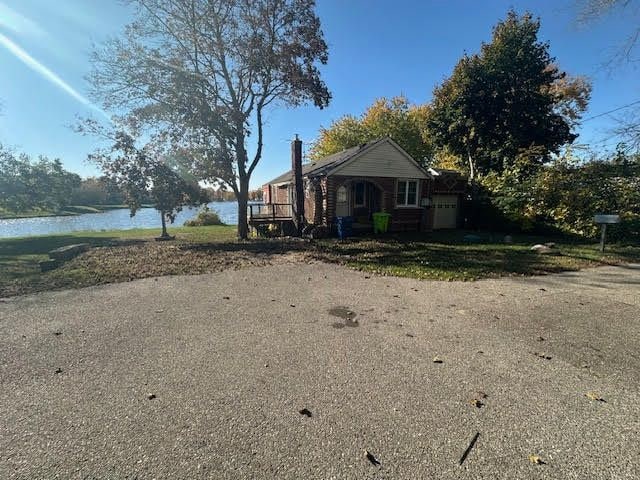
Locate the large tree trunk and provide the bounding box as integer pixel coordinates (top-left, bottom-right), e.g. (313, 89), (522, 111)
(160, 211), (169, 238)
(237, 176), (250, 239)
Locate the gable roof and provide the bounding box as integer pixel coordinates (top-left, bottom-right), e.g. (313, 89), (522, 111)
(266, 138), (428, 185)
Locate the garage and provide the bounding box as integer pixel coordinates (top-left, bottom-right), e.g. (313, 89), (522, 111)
(432, 194), (459, 229)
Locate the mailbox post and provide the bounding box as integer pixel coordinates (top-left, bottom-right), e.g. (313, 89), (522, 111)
(594, 214), (620, 253)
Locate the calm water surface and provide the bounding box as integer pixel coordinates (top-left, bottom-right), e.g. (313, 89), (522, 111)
(0, 202), (248, 239)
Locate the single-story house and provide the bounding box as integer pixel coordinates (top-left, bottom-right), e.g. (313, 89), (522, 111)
(258, 137), (466, 233)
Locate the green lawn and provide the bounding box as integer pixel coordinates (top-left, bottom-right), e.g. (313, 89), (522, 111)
(0, 226), (638, 297)
(314, 231), (640, 281)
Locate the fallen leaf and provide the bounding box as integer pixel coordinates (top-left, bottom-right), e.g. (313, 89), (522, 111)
(469, 399), (484, 408)
(585, 392), (606, 402)
(365, 450), (381, 466)
(528, 454), (545, 465)
(533, 352), (552, 360)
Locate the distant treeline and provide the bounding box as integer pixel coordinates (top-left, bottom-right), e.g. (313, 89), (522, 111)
(1, 144), (263, 216)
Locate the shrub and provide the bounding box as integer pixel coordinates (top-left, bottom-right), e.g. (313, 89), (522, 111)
(184, 206), (224, 226)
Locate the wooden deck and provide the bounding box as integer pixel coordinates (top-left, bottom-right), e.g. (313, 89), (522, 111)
(248, 203), (293, 225)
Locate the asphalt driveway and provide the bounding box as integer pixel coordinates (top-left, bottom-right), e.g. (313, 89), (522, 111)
(1, 262), (639, 479)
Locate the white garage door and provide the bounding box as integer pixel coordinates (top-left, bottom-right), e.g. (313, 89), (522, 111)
(432, 195), (458, 229)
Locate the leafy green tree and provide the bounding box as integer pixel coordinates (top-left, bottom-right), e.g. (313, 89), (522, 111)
(310, 96), (433, 164)
(483, 147), (640, 239)
(427, 10), (591, 180)
(88, 0), (331, 239)
(92, 133), (205, 239)
(0, 145), (80, 214)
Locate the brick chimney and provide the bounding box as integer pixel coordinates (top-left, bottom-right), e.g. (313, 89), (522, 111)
(291, 134), (304, 234)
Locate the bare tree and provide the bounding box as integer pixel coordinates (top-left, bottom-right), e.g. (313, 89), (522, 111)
(576, 0), (640, 151)
(88, 0), (330, 238)
(576, 0), (640, 65)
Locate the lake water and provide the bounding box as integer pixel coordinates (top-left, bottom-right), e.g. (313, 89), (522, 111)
(0, 202), (247, 239)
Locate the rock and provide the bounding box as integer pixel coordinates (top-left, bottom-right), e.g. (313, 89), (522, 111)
(530, 244), (552, 254)
(54, 367), (63, 374)
(544, 242), (556, 248)
(433, 356), (443, 364)
(48, 244), (90, 262)
(298, 408), (312, 417)
(147, 393), (156, 400)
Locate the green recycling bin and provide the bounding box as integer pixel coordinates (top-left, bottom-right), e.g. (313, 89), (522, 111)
(372, 212), (391, 233)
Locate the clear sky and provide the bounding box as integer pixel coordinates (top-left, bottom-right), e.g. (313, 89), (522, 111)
(0, 0), (637, 188)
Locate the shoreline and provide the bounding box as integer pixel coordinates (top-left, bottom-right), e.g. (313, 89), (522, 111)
(0, 201), (245, 221)
(0, 205), (132, 221)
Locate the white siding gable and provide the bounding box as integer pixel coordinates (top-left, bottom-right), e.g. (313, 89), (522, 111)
(330, 140), (428, 179)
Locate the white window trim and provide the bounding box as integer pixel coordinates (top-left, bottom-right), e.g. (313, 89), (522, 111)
(395, 179), (420, 208)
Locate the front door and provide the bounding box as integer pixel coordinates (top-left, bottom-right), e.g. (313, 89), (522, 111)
(335, 185), (350, 217)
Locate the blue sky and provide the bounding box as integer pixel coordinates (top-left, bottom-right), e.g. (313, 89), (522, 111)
(0, 0), (637, 188)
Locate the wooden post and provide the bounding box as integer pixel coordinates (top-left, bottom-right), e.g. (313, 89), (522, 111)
(291, 135), (304, 235)
(600, 223), (607, 253)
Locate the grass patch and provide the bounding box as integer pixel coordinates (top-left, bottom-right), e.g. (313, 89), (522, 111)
(312, 231), (640, 281)
(0, 225), (237, 295)
(0, 227), (638, 297)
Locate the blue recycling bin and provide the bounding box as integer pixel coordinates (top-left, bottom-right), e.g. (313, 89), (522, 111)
(336, 216), (353, 239)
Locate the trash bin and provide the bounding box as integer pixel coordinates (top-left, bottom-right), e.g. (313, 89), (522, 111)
(336, 216), (353, 239)
(372, 212), (391, 233)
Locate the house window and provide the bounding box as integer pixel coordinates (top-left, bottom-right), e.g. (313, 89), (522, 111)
(396, 180), (419, 207)
(354, 182), (365, 207)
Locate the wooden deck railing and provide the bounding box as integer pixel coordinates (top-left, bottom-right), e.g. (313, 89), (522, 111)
(248, 203), (293, 221)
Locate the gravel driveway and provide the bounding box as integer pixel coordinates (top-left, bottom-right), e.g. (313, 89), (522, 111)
(1, 262), (639, 479)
